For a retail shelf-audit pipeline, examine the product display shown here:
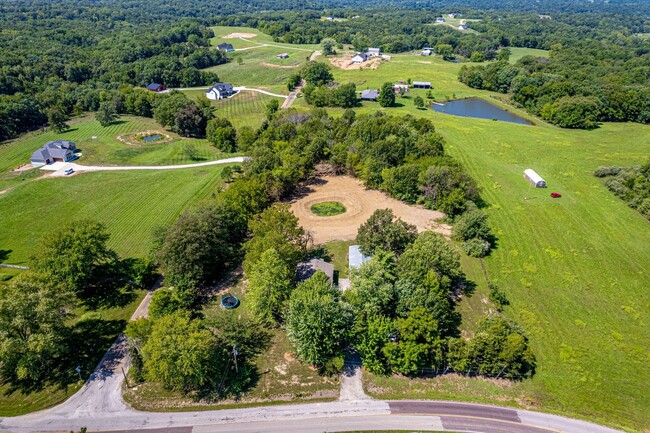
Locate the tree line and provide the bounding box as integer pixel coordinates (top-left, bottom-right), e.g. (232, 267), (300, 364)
(595, 158), (650, 220)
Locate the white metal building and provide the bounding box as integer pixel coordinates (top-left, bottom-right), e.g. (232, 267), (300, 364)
(524, 169), (547, 188)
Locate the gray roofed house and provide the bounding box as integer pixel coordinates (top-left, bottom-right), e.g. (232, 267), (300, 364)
(276, 53), (289, 59)
(205, 82), (235, 100)
(217, 43), (235, 52)
(352, 52), (368, 63)
(413, 81), (432, 89)
(367, 47), (381, 57)
(360, 89), (379, 101)
(297, 258), (335, 282)
(349, 245), (371, 270)
(30, 140), (77, 167)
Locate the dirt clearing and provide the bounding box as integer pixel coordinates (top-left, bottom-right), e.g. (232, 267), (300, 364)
(289, 176), (451, 244)
(329, 56), (384, 70)
(222, 32), (257, 39)
(261, 62), (301, 69)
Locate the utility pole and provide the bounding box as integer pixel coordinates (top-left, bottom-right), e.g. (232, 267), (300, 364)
(233, 345), (239, 373)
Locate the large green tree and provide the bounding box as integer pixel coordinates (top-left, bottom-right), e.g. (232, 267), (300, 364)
(243, 203), (308, 275)
(139, 312), (222, 392)
(286, 272), (353, 366)
(356, 209), (417, 256)
(30, 220), (117, 294)
(0, 274), (70, 383)
(206, 117), (237, 152)
(156, 204), (240, 286)
(246, 248), (294, 326)
(301, 61), (334, 86)
(378, 82), (395, 107)
(346, 251), (397, 318)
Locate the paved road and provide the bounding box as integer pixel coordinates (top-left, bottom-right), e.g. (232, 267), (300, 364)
(281, 80), (304, 109)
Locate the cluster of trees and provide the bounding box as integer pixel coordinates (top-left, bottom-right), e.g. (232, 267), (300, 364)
(459, 44), (649, 128)
(0, 220), (153, 387)
(295, 62), (359, 108)
(595, 159), (650, 220)
(347, 211), (534, 378)
(330, 112), (480, 217)
(0, 4), (224, 140)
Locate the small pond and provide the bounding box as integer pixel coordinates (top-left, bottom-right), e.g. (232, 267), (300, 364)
(430, 98), (533, 125)
(141, 134), (162, 143)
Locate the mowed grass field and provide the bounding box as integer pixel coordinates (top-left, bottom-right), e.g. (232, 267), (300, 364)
(201, 31), (650, 430)
(183, 89), (280, 130)
(207, 26), (316, 92)
(0, 115), (234, 173)
(0, 164), (234, 264)
(508, 47), (550, 64)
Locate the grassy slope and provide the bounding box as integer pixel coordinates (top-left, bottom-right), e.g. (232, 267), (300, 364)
(183, 89), (278, 130)
(508, 47), (550, 64)
(0, 165), (233, 264)
(0, 115), (234, 173)
(201, 29), (650, 429)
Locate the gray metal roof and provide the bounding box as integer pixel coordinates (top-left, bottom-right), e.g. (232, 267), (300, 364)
(31, 140), (76, 162)
(360, 89), (378, 100)
(353, 53), (368, 62)
(297, 258), (335, 282)
(208, 82), (234, 93)
(413, 81), (431, 86)
(349, 245), (371, 269)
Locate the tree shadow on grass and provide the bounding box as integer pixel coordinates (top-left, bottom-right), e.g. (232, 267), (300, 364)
(0, 249), (11, 263)
(1, 318), (126, 396)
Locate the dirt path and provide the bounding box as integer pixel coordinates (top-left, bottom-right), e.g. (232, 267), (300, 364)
(288, 176), (451, 244)
(282, 80), (304, 109)
(309, 50), (322, 61)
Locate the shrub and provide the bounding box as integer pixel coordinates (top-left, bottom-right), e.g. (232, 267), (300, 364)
(463, 238), (491, 258)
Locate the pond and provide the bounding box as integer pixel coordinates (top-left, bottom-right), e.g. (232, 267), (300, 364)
(141, 134), (162, 143)
(430, 98), (533, 125)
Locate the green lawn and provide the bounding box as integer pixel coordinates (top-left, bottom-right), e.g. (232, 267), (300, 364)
(310, 201), (347, 216)
(0, 115), (235, 174)
(508, 47), (550, 64)
(183, 89), (281, 130)
(0, 164), (235, 264)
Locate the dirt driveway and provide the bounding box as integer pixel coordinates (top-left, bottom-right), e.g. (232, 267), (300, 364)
(288, 176), (451, 245)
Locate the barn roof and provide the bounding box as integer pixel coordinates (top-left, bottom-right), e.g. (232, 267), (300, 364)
(524, 169), (545, 184)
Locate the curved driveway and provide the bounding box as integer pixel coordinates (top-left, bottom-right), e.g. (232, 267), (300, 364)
(45, 157), (246, 176)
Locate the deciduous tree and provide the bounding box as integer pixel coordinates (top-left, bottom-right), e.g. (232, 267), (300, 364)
(247, 248), (294, 326)
(356, 209), (417, 256)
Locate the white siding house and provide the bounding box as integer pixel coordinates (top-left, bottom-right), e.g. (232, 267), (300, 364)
(524, 169), (547, 188)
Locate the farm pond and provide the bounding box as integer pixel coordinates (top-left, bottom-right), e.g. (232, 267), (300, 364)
(141, 134), (163, 143)
(430, 98), (533, 125)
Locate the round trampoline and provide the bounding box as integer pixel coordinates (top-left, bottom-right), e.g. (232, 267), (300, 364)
(221, 295), (239, 309)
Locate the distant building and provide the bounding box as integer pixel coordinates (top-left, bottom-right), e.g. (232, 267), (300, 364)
(436, 17), (445, 23)
(360, 89), (379, 101)
(297, 258), (335, 282)
(349, 245), (371, 270)
(393, 84), (409, 94)
(367, 48), (381, 57)
(538, 14), (552, 20)
(276, 53), (289, 59)
(326, 16), (334, 20)
(524, 169), (547, 188)
(381, 54), (392, 60)
(205, 82), (235, 100)
(217, 43), (235, 52)
(30, 140), (77, 166)
(352, 52), (368, 63)
(413, 81), (432, 89)
(458, 24), (468, 31)
(145, 83), (166, 92)
(421, 49), (432, 56)
(448, 13), (457, 19)
(351, 15), (360, 19)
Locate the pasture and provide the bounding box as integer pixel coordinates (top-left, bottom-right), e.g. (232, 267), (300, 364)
(200, 31), (650, 430)
(0, 115), (234, 175)
(183, 89), (281, 130)
(0, 164), (235, 264)
(508, 47), (550, 64)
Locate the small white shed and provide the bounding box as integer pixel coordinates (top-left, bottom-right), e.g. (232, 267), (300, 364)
(524, 169), (547, 188)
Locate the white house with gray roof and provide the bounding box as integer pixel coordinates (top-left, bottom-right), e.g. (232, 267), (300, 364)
(30, 140), (77, 167)
(206, 82), (235, 100)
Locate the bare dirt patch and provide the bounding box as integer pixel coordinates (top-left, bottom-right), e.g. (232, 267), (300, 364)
(222, 32), (257, 39)
(417, 60), (432, 64)
(260, 62), (301, 69)
(329, 56), (384, 71)
(288, 176), (451, 244)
